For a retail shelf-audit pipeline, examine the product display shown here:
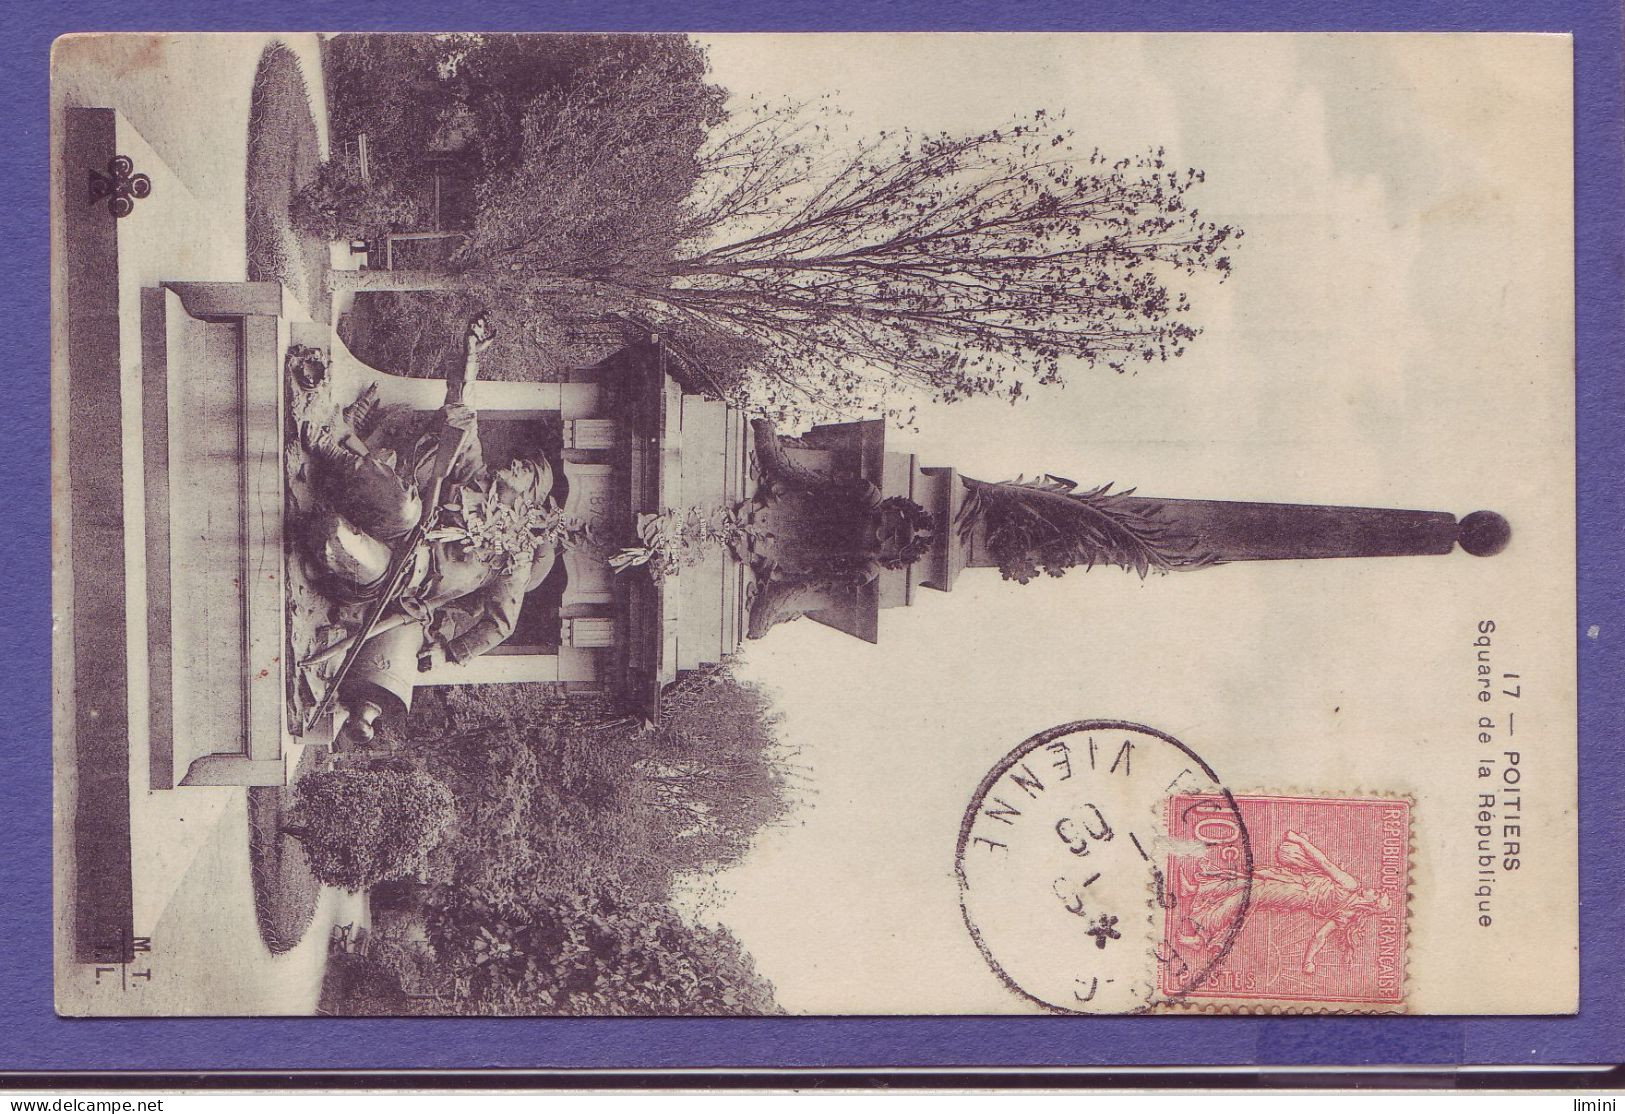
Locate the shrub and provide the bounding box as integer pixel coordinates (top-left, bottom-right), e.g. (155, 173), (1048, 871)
(289, 768), (457, 891)
(318, 951), (413, 1016)
(291, 156), (424, 242)
(426, 892), (782, 1015)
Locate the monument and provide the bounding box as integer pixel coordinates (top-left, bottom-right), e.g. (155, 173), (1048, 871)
(57, 103), (1509, 801)
(734, 416), (1511, 644)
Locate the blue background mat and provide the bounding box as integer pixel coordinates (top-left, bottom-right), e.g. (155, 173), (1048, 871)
(5, 0), (1620, 1071)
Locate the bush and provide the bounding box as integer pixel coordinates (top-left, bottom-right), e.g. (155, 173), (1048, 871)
(291, 156), (424, 242)
(289, 768), (457, 891)
(318, 951), (413, 1016)
(427, 892), (782, 1015)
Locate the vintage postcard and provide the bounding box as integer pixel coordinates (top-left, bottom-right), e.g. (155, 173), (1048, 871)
(51, 32), (1576, 1017)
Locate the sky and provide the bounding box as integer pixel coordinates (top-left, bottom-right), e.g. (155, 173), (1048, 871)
(680, 33), (1576, 1015)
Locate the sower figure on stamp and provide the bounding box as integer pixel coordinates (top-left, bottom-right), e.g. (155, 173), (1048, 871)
(1177, 830), (1392, 975)
(302, 317), (576, 744)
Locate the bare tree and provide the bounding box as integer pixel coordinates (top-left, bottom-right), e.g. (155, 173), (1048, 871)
(666, 103), (1240, 418)
(338, 51), (1240, 418)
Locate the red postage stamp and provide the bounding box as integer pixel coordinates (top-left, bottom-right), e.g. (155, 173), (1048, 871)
(1160, 794), (1411, 1008)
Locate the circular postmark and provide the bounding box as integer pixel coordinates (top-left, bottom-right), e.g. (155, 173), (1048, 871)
(956, 720), (1253, 1014)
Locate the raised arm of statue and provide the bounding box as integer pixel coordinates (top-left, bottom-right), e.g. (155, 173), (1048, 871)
(418, 317), (499, 506)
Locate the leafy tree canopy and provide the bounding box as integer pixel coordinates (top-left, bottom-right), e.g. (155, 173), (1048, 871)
(396, 668), (801, 913)
(325, 32), (715, 177)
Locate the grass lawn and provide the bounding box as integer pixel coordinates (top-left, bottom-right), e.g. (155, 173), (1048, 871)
(245, 41), (330, 323)
(246, 748), (327, 953)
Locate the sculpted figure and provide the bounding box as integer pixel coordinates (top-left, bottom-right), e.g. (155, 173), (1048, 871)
(304, 318), (566, 741)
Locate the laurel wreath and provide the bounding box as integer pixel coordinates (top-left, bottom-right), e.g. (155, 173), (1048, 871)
(427, 481), (593, 577)
(610, 505), (760, 582)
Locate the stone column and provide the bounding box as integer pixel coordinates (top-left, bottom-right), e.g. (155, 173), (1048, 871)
(1117, 498), (1511, 561)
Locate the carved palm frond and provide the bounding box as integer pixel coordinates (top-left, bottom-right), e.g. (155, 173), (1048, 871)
(957, 476), (1215, 582)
